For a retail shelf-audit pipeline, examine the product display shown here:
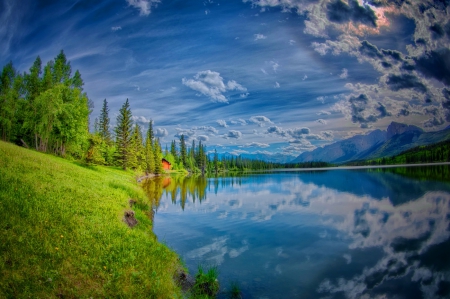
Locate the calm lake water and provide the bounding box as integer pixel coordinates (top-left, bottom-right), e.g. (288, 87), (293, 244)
(144, 165), (450, 299)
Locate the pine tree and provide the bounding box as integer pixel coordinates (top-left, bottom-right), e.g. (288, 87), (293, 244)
(170, 140), (178, 163)
(129, 124), (145, 170)
(154, 139), (163, 174)
(115, 99), (133, 170)
(214, 149), (219, 173)
(99, 99), (111, 142)
(145, 130), (155, 174)
(179, 134), (187, 167)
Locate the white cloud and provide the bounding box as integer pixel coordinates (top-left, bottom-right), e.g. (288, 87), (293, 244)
(216, 119), (228, 128)
(132, 115), (151, 124)
(243, 142), (270, 148)
(274, 82), (280, 88)
(126, 0), (160, 16)
(271, 61), (279, 72)
(154, 127), (168, 138)
(316, 119), (327, 125)
(289, 40), (295, 45)
(111, 26), (122, 31)
(249, 115), (273, 127)
(193, 126), (219, 134)
(182, 70), (248, 103)
(254, 33), (267, 41)
(302, 74), (307, 80)
(230, 119), (248, 126)
(224, 130), (242, 139)
(261, 68), (268, 75)
(197, 135), (209, 142)
(339, 68), (348, 79)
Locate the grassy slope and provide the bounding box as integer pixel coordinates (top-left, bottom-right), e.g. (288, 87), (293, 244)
(0, 141), (182, 298)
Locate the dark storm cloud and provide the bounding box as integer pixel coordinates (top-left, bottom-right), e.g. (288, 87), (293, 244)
(326, 0), (377, 27)
(401, 61), (415, 71)
(360, 41), (383, 59)
(381, 49), (403, 61)
(381, 61), (392, 68)
(386, 74), (427, 93)
(377, 102), (391, 117)
(430, 23), (445, 40)
(415, 48), (450, 86)
(349, 94), (376, 127)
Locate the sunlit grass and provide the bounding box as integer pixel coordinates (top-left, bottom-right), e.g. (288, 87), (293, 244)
(0, 141), (182, 298)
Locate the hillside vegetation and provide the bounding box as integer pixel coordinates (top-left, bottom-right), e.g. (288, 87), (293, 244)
(347, 139), (450, 166)
(0, 141), (182, 298)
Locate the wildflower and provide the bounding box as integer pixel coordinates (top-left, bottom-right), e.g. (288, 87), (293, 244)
(60, 235), (63, 238)
(55, 247), (59, 250)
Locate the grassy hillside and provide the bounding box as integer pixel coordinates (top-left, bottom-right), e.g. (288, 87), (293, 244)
(0, 141), (182, 298)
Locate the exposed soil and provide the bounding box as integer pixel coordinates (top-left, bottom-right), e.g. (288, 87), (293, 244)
(123, 210), (138, 228)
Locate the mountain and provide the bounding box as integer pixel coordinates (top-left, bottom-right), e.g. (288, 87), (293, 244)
(239, 153), (295, 164)
(209, 152), (295, 163)
(292, 122), (450, 164)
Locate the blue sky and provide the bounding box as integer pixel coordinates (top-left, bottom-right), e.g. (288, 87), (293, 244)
(1, 0), (450, 157)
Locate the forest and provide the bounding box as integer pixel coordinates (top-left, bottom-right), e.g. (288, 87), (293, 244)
(0, 52), (281, 174)
(346, 139), (450, 167)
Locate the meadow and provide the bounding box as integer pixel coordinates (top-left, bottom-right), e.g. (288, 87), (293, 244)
(0, 141), (182, 298)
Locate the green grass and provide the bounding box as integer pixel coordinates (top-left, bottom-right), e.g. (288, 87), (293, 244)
(189, 266), (219, 298)
(0, 141), (182, 298)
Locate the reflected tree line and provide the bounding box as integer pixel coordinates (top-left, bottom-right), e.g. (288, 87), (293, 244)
(141, 175), (252, 212)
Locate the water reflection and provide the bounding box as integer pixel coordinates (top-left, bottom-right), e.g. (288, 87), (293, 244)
(144, 166), (450, 299)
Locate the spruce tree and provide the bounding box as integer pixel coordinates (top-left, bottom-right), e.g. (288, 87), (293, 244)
(179, 134), (187, 167)
(99, 99), (111, 142)
(145, 121), (155, 173)
(154, 139), (163, 174)
(129, 124), (144, 170)
(115, 99), (133, 170)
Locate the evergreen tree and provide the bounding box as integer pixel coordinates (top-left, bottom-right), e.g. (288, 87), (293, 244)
(214, 149), (219, 173)
(129, 124), (145, 170)
(99, 99), (111, 142)
(145, 130), (155, 174)
(147, 120), (154, 144)
(170, 140), (178, 162)
(24, 56), (42, 149)
(179, 134), (187, 167)
(154, 139), (163, 174)
(115, 99), (133, 170)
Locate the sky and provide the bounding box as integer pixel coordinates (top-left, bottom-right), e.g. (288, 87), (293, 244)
(1, 0), (450, 157)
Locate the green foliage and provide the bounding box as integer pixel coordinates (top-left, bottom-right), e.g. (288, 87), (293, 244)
(346, 139), (450, 166)
(99, 99), (111, 143)
(190, 265), (219, 298)
(0, 141), (182, 298)
(154, 140), (163, 174)
(115, 99), (133, 170)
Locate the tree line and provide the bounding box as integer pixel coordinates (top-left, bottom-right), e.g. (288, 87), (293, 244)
(346, 139), (450, 166)
(1, 51), (284, 175)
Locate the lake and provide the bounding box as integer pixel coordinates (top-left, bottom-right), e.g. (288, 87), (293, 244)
(143, 165), (450, 298)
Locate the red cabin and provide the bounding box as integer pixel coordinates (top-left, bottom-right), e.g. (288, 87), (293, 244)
(162, 158), (171, 170)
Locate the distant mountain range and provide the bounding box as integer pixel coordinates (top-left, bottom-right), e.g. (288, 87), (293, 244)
(209, 152), (295, 164)
(291, 122), (450, 164)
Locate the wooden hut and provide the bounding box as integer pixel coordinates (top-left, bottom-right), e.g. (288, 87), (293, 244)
(162, 158), (172, 170)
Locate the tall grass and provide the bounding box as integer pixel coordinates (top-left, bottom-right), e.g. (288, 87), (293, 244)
(0, 141), (182, 298)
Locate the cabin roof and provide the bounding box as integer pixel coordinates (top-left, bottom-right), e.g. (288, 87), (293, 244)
(162, 158), (171, 165)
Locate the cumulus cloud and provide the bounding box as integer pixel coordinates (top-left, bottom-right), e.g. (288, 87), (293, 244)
(193, 126), (219, 134)
(230, 119), (248, 126)
(132, 115), (151, 124)
(182, 70), (248, 103)
(243, 142), (270, 148)
(154, 127), (168, 138)
(339, 68), (348, 79)
(316, 119), (327, 125)
(249, 115), (273, 127)
(326, 0), (377, 28)
(126, 0), (160, 16)
(196, 135), (209, 142)
(254, 33), (267, 40)
(224, 130), (243, 139)
(216, 119), (228, 128)
(386, 74), (427, 93)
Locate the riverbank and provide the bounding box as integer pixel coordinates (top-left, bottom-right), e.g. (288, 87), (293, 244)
(0, 141), (183, 298)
